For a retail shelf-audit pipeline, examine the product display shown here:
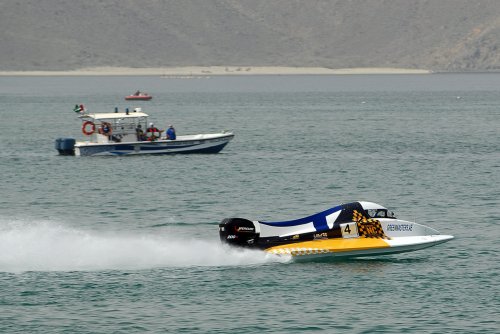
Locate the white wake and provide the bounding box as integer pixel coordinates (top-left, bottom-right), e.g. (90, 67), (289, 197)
(0, 219), (290, 273)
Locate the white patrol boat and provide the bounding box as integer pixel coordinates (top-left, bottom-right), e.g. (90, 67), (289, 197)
(219, 201), (453, 258)
(55, 107), (234, 156)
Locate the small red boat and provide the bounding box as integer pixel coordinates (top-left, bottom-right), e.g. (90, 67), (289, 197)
(125, 91), (152, 101)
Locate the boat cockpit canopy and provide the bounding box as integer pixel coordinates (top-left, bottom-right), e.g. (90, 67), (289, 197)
(359, 201), (396, 219)
(366, 208), (396, 219)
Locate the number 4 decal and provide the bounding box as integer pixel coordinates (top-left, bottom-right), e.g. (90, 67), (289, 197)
(340, 222), (359, 239)
(344, 224), (351, 233)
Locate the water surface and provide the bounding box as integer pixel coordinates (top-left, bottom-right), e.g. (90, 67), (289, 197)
(0, 74), (498, 333)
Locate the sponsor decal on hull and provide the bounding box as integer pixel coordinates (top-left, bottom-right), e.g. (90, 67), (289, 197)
(386, 224), (413, 232)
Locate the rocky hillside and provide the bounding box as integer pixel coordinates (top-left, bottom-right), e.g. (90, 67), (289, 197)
(1, 0), (500, 71)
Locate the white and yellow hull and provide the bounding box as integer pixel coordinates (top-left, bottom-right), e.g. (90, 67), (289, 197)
(266, 235), (453, 258)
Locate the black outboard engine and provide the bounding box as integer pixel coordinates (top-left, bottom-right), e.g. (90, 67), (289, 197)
(55, 138), (75, 156)
(219, 218), (259, 247)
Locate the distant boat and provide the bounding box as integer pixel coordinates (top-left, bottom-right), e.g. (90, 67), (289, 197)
(125, 91), (152, 101)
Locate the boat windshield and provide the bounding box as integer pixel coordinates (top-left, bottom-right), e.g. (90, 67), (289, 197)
(366, 209), (396, 219)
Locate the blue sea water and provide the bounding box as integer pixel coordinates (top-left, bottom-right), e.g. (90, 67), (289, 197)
(0, 74), (498, 333)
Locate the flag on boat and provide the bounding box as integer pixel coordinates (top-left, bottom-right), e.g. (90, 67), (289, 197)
(73, 104), (85, 113)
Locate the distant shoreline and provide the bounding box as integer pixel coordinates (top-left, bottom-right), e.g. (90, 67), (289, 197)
(0, 66), (432, 76)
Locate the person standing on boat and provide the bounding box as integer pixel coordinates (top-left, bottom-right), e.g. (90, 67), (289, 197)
(96, 121), (113, 140)
(136, 124), (145, 141)
(166, 124), (176, 140)
(102, 122), (111, 134)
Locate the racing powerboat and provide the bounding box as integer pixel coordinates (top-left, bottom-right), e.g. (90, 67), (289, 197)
(219, 201), (453, 258)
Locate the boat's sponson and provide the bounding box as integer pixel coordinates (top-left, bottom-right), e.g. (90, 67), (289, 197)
(219, 202), (449, 255)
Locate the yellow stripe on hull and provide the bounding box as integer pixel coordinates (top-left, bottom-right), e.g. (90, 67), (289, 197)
(265, 238), (391, 256)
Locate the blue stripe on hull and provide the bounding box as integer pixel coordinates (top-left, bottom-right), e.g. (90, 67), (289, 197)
(112, 142), (229, 155)
(77, 140), (230, 156)
(178, 142), (229, 154)
(139, 144), (199, 151)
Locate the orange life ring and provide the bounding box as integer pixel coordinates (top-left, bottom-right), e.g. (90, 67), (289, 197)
(146, 127), (160, 141)
(82, 121), (95, 135)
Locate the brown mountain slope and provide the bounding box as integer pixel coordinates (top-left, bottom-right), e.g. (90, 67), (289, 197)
(1, 0), (500, 71)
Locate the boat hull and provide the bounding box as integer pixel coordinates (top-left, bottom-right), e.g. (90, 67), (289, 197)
(74, 133), (233, 156)
(125, 96), (152, 101)
(266, 235), (454, 258)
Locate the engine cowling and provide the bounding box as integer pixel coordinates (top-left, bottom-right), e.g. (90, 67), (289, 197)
(219, 218), (259, 247)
